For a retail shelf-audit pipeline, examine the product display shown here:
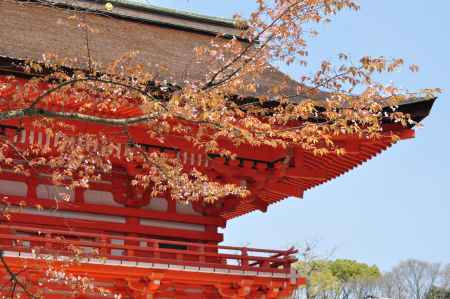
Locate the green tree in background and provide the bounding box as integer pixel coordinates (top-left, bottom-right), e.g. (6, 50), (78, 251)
(426, 286), (450, 299)
(330, 259), (381, 299)
(290, 243), (449, 299)
(294, 254), (381, 299)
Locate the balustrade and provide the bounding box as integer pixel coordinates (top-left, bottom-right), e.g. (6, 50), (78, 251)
(0, 224), (297, 274)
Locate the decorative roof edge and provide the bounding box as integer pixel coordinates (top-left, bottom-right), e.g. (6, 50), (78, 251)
(108, 0), (237, 28)
(0, 56), (437, 125)
(38, 0), (245, 37)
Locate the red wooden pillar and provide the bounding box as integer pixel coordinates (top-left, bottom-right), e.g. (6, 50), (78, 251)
(26, 177), (37, 199)
(126, 217), (140, 257)
(241, 248), (249, 269)
(0, 226), (12, 248)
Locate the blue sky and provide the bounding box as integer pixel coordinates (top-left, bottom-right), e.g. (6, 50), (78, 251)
(147, 0), (450, 271)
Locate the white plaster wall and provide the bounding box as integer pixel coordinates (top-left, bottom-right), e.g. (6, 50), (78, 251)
(0, 179), (27, 196)
(36, 184), (74, 201)
(20, 207), (126, 224)
(143, 197), (168, 212)
(176, 201), (201, 216)
(139, 218), (205, 232)
(84, 190), (120, 207)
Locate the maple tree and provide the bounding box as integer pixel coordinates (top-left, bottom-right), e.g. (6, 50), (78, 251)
(0, 0), (438, 204)
(0, 0), (440, 297)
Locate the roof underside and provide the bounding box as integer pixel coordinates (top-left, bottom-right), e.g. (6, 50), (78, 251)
(222, 137), (395, 219)
(220, 98), (435, 220)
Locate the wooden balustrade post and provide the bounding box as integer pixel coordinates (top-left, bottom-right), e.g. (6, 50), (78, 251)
(153, 241), (160, 259)
(127, 243), (135, 257)
(0, 227), (12, 248)
(241, 248), (248, 269)
(285, 256), (294, 272)
(127, 231), (139, 257)
(98, 236), (108, 257)
(284, 258), (290, 272)
(175, 244), (183, 261)
(44, 233), (52, 251)
(198, 245), (205, 263)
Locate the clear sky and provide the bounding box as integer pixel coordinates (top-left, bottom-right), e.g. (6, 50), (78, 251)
(147, 0), (450, 271)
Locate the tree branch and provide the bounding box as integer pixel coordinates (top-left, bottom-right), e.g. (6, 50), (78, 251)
(201, 0), (304, 90)
(0, 251), (37, 299)
(29, 77), (163, 109)
(0, 108), (159, 125)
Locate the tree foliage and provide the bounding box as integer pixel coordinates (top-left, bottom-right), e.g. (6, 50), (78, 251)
(0, 0), (441, 297)
(294, 252), (449, 299)
(379, 260), (442, 299)
(0, 0), (439, 206)
(426, 286), (450, 299)
(295, 258), (381, 299)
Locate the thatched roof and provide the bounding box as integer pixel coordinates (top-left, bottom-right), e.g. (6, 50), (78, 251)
(0, 0), (300, 99)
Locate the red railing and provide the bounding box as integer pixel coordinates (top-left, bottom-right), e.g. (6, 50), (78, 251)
(0, 225), (297, 274)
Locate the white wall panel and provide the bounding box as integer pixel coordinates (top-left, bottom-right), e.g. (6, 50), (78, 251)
(0, 179), (27, 196)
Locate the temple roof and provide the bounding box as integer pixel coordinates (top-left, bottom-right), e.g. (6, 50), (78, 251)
(0, 1), (437, 220)
(50, 0), (243, 36)
(107, 0), (238, 28)
(0, 0), (297, 99)
(0, 73), (436, 220)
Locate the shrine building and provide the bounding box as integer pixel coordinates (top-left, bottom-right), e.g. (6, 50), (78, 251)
(0, 1), (436, 298)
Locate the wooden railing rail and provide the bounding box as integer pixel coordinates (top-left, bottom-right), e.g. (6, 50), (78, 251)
(0, 225), (298, 274)
(0, 224), (291, 255)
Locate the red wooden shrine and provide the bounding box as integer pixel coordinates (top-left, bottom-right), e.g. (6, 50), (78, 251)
(0, 1), (436, 298)
(0, 75), (307, 298)
(0, 73), (435, 299)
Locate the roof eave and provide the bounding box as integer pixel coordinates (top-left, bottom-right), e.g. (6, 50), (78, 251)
(396, 96), (436, 123)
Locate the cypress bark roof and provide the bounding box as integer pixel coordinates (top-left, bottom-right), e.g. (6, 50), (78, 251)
(106, 0), (239, 29)
(0, 1), (437, 220)
(0, 1), (435, 111)
(0, 0), (299, 99)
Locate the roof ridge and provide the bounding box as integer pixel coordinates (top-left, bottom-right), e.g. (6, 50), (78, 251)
(108, 0), (237, 28)
(42, 0), (246, 36)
